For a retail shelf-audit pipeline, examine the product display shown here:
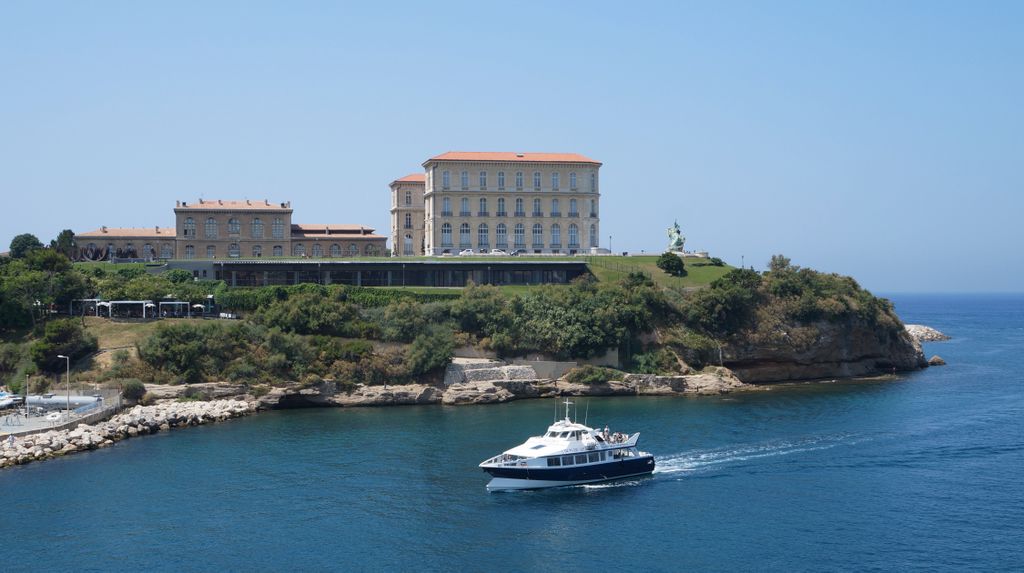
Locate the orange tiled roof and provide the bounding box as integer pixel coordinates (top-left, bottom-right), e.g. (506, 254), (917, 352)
(76, 227), (174, 238)
(290, 224), (381, 238)
(425, 152), (601, 165)
(175, 199), (292, 210)
(391, 173), (426, 185)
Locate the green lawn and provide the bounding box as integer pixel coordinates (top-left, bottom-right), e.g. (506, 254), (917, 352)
(586, 256), (732, 289)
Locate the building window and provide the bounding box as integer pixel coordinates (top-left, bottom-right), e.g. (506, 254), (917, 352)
(497, 197), (506, 216)
(293, 243), (305, 257)
(272, 218), (284, 239)
(478, 197), (487, 216)
(479, 171), (487, 189)
(532, 223), (544, 247)
(590, 172), (596, 192)
(442, 170), (450, 189)
(552, 172), (559, 190)
(514, 224), (525, 248)
(515, 171), (523, 189)
(496, 223), (508, 248)
(365, 244), (379, 256)
(330, 244), (341, 257)
(204, 218), (218, 239)
(183, 217), (196, 237)
(568, 224), (579, 248)
(459, 223), (471, 248)
(206, 245), (216, 258)
(570, 172), (577, 190)
(251, 218), (263, 239)
(515, 198), (524, 217)
(185, 245), (195, 259)
(551, 198), (560, 217)
(478, 224), (489, 248)
(252, 245), (262, 257)
(441, 222), (453, 247)
(460, 197), (470, 217)
(228, 243), (240, 258)
(160, 244), (173, 259)
(590, 199), (597, 217)
(273, 245), (283, 257)
(533, 171), (541, 190)
(403, 234), (413, 255)
(497, 171), (505, 190)
(143, 243), (153, 259)
(460, 171), (468, 190)
(405, 213), (412, 229)
(442, 197), (452, 216)
(228, 218), (240, 234)
(405, 191), (412, 206)
(533, 198), (542, 217)
(589, 224), (597, 248)
(311, 243), (323, 257)
(551, 224), (561, 247)
(348, 244), (358, 256)
(569, 198), (578, 217)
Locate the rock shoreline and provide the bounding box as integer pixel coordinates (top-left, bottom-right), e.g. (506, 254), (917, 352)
(905, 324), (952, 342)
(1, 399), (257, 470)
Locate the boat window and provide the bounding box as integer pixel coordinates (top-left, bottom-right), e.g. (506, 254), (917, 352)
(575, 454), (588, 465)
(530, 444), (546, 450)
(547, 457), (561, 467)
(562, 456), (574, 466)
(588, 452), (600, 463)
(595, 435), (604, 442)
(559, 432), (570, 438)
(574, 431), (582, 440)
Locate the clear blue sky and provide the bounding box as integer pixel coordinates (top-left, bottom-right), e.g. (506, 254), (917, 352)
(2, 1), (1020, 292)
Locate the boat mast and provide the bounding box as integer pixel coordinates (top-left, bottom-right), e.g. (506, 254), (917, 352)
(563, 398), (573, 422)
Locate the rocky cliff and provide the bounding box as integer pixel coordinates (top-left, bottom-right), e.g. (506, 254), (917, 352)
(720, 318), (927, 383)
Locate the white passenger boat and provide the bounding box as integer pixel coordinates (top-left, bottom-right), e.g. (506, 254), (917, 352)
(479, 399), (656, 491)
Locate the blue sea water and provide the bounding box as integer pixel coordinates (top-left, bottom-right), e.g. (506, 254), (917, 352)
(1, 294), (1022, 572)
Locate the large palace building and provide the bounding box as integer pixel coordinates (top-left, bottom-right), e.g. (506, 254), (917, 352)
(390, 152), (601, 256)
(74, 199), (386, 261)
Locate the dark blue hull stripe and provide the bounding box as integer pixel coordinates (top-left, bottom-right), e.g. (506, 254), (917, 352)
(483, 456), (655, 481)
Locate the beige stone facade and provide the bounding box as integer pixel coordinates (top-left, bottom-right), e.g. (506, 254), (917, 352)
(389, 174), (426, 256)
(417, 152), (601, 255)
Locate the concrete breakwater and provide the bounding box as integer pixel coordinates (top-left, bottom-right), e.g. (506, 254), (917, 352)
(1, 399), (256, 470)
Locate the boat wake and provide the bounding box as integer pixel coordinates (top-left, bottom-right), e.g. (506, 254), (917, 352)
(653, 433), (867, 477)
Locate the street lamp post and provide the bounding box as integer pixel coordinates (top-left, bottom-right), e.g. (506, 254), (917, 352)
(57, 355), (70, 422)
(609, 235), (612, 254)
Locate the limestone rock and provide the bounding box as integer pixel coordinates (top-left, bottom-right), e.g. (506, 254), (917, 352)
(928, 355), (947, 366)
(905, 325), (952, 342)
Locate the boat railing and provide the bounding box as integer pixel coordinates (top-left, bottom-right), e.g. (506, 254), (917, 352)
(482, 453), (527, 467)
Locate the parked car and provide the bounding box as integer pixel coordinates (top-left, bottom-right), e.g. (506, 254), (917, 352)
(509, 249), (525, 256)
(488, 249), (508, 256)
(458, 249), (475, 256)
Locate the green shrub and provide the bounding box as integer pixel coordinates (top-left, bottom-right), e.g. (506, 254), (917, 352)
(656, 252), (687, 277)
(121, 379), (147, 402)
(29, 319), (99, 373)
(630, 348), (679, 374)
(405, 326), (455, 376)
(564, 365), (623, 385)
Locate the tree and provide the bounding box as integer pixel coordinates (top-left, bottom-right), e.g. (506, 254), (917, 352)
(768, 254), (795, 273)
(9, 234), (43, 258)
(28, 319), (98, 373)
(656, 252), (687, 277)
(50, 229), (76, 259)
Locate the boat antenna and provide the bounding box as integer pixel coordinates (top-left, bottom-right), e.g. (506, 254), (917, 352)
(584, 400), (590, 426)
(563, 397), (573, 421)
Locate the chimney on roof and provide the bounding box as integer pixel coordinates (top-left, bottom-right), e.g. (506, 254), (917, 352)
(176, 201), (180, 207)
(102, 226), (107, 233)
(155, 226), (160, 234)
(264, 199), (269, 205)
(516, 153), (524, 157)
(218, 199), (223, 205)
(246, 199), (251, 205)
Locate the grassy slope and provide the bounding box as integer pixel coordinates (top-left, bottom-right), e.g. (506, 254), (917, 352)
(587, 256), (733, 289)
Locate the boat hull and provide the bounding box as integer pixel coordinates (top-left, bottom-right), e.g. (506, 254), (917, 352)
(484, 456), (655, 491)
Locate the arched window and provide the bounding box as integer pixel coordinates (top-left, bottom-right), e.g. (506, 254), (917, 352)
(185, 245), (195, 259)
(251, 218), (263, 239)
(569, 199), (577, 216)
(441, 223), (453, 246)
(479, 171), (487, 189)
(589, 224), (597, 247)
(498, 171), (505, 189)
(143, 244), (153, 259)
(590, 172), (596, 192)
(515, 198), (524, 216)
(460, 171), (469, 189)
(252, 245), (262, 257)
(570, 172), (577, 190)
(514, 224), (525, 248)
(442, 170), (450, 189)
(478, 223), (489, 248)
(551, 198), (560, 216)
(206, 245), (216, 258)
(532, 223), (544, 247)
(228, 243), (240, 258)
(365, 244), (378, 256)
(551, 224), (561, 247)
(403, 234), (413, 255)
(552, 172), (559, 190)
(272, 218), (284, 239)
(459, 223), (471, 248)
(568, 224), (579, 248)
(495, 223), (508, 248)
(533, 198), (542, 216)
(160, 244), (173, 259)
(479, 197), (487, 215)
(460, 197), (469, 216)
(124, 243), (136, 258)
(533, 172), (541, 190)
(590, 199), (596, 217)
(497, 197), (506, 216)
(293, 243), (305, 257)
(404, 213), (412, 229)
(330, 244), (341, 257)
(228, 218), (240, 234)
(183, 217), (195, 237)
(405, 190), (412, 205)
(273, 245), (283, 257)
(442, 197), (451, 216)
(204, 217), (218, 239)
(312, 243), (323, 257)
(348, 244), (358, 256)
(515, 171), (523, 189)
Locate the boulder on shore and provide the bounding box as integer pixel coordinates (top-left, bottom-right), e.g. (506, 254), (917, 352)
(928, 355), (947, 366)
